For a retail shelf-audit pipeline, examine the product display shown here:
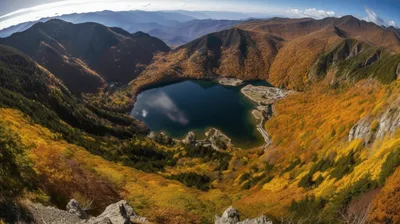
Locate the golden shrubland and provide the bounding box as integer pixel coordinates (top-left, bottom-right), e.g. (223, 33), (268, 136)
(0, 108), (234, 223)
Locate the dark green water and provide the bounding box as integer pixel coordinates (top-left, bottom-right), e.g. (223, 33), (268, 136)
(131, 80), (267, 148)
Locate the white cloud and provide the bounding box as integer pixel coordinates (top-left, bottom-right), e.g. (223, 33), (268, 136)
(287, 8), (336, 19)
(364, 7), (385, 25)
(363, 6), (398, 28)
(388, 20), (397, 27)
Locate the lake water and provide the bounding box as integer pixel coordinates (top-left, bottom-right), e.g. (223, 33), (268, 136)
(131, 80), (267, 148)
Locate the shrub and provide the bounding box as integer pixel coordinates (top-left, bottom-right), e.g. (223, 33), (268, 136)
(330, 151), (356, 179)
(327, 175), (377, 220)
(378, 147), (400, 185)
(289, 195), (327, 222)
(167, 172), (210, 191)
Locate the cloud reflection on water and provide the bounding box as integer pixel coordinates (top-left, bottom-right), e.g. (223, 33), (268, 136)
(145, 91), (189, 125)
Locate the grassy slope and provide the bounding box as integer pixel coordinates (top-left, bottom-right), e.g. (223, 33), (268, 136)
(0, 108), (233, 223)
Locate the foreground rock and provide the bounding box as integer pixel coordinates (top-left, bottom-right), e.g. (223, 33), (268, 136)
(215, 206), (272, 224)
(27, 202), (82, 224)
(82, 200), (147, 224)
(149, 131), (174, 145)
(67, 199), (89, 219)
(182, 131), (197, 145)
(27, 199), (148, 224)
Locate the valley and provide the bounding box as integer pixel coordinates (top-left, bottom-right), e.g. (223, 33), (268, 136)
(1, 8), (400, 224)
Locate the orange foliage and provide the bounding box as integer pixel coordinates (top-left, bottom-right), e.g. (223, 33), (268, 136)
(30, 144), (121, 214)
(368, 167), (400, 223)
(264, 80), (385, 164)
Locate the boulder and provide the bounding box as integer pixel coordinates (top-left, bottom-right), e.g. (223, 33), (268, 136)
(215, 207), (272, 224)
(238, 215), (272, 224)
(215, 206), (240, 224)
(149, 132), (173, 145)
(83, 200), (147, 224)
(183, 131), (196, 145)
(66, 199), (88, 219)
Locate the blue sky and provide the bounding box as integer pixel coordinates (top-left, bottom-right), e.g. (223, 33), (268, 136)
(0, 0), (399, 30)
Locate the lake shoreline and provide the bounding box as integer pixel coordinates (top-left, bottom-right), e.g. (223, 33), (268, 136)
(132, 79), (275, 150)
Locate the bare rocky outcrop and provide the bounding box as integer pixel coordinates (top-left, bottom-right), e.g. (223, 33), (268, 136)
(238, 216), (272, 224)
(26, 199), (147, 224)
(67, 199), (89, 219)
(182, 131), (197, 145)
(215, 206), (240, 224)
(349, 106), (400, 143)
(375, 107), (400, 139)
(83, 200), (147, 224)
(27, 202), (82, 224)
(148, 131), (173, 145)
(215, 206), (272, 224)
(348, 116), (374, 143)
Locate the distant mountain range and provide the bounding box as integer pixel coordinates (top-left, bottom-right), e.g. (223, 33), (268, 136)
(0, 10), (269, 46)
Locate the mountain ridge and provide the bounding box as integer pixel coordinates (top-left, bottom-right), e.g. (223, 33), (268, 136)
(130, 15), (400, 94)
(0, 19), (170, 93)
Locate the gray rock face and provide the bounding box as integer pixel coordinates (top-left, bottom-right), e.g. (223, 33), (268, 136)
(238, 215), (273, 224)
(27, 202), (82, 224)
(215, 206), (240, 224)
(149, 131), (173, 145)
(183, 131), (196, 145)
(376, 107), (400, 139)
(215, 206), (272, 224)
(67, 199), (89, 219)
(349, 106), (400, 143)
(83, 200), (147, 224)
(348, 117), (373, 143)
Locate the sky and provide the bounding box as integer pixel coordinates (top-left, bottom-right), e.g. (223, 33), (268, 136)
(0, 0), (399, 30)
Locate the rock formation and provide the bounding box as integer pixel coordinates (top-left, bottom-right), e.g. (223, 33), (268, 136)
(349, 106), (400, 144)
(67, 199), (89, 219)
(215, 206), (272, 224)
(215, 206), (240, 224)
(83, 200), (147, 224)
(183, 131), (197, 145)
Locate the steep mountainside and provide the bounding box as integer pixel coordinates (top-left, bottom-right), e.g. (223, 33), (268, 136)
(132, 16), (400, 92)
(0, 19), (170, 93)
(132, 27), (283, 92)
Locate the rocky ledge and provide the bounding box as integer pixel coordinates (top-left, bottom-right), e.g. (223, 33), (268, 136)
(215, 206), (272, 224)
(28, 199), (148, 224)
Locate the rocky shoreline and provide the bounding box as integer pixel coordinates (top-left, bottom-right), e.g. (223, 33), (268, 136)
(149, 127), (232, 151)
(241, 85), (290, 149)
(148, 82), (290, 151)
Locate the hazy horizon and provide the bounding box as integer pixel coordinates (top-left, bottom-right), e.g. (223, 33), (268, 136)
(0, 0), (399, 31)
